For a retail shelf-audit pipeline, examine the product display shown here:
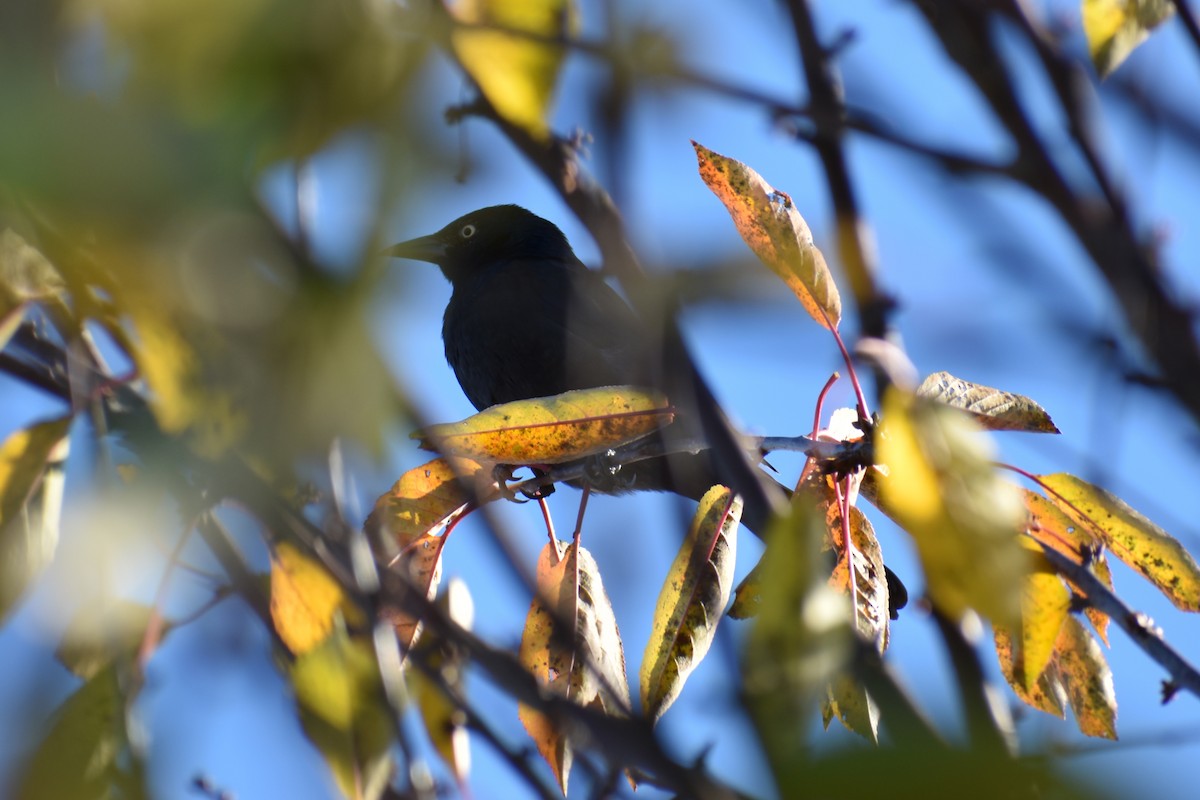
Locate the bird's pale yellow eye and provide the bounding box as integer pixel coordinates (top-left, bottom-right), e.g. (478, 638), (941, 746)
(460, 224), (477, 239)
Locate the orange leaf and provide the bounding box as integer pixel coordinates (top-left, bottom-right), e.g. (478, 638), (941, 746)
(414, 385), (673, 465)
(365, 456), (494, 555)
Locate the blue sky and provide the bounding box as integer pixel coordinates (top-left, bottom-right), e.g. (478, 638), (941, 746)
(3, 1), (1200, 798)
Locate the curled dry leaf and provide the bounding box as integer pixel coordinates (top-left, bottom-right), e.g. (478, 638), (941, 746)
(386, 533), (447, 653)
(641, 485), (741, 724)
(1040, 473), (1200, 612)
(693, 140), (841, 329)
(519, 540), (629, 795)
(916, 371), (1059, 433)
(414, 385), (673, 465)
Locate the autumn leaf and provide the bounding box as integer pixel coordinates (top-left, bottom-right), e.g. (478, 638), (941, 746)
(994, 625), (1068, 718)
(414, 385), (673, 465)
(451, 0), (577, 140)
(0, 415), (71, 623)
(1040, 473), (1200, 612)
(364, 456), (495, 559)
(693, 140), (841, 329)
(1083, 0), (1174, 78)
(876, 389), (1028, 626)
(1055, 616), (1118, 739)
(641, 485), (741, 723)
(385, 533), (447, 653)
(270, 542), (364, 656)
(916, 371), (1059, 433)
(1020, 570), (1072, 693)
(519, 540), (629, 794)
(0, 227), (65, 352)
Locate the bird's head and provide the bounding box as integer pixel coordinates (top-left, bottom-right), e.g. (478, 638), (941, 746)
(385, 205), (578, 283)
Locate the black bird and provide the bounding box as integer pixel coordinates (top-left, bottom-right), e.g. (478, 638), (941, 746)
(386, 205), (906, 612)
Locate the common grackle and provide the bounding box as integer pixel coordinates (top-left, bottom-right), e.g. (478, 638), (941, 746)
(386, 205), (906, 613)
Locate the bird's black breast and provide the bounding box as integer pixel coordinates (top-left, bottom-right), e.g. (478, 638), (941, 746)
(441, 257), (646, 411)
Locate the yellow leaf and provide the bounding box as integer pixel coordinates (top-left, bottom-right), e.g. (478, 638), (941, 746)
(641, 485), (740, 723)
(876, 389), (1028, 626)
(270, 542), (363, 656)
(1022, 489), (1113, 643)
(693, 140), (842, 329)
(56, 599), (157, 680)
(823, 673), (879, 744)
(451, 0), (577, 140)
(0, 415), (70, 622)
(414, 385), (673, 465)
(916, 371), (1059, 433)
(291, 632), (395, 800)
(1083, 0), (1174, 78)
(1054, 616), (1117, 739)
(364, 456), (495, 558)
(994, 625), (1067, 718)
(1040, 473), (1200, 611)
(1020, 571), (1071, 693)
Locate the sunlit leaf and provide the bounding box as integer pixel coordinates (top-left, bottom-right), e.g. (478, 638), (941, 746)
(1022, 489), (1112, 643)
(823, 674), (879, 744)
(693, 140), (841, 329)
(994, 625), (1068, 718)
(364, 456), (495, 560)
(270, 542), (364, 656)
(728, 555), (764, 620)
(641, 485), (740, 723)
(916, 371), (1059, 433)
(1055, 616), (1118, 739)
(1021, 571), (1072, 693)
(56, 600), (158, 680)
(415, 385), (673, 464)
(291, 631), (395, 800)
(411, 579), (474, 784)
(876, 389), (1028, 626)
(0, 415), (70, 622)
(14, 664), (149, 800)
(1083, 0), (1174, 78)
(451, 0), (577, 141)
(1040, 473), (1200, 611)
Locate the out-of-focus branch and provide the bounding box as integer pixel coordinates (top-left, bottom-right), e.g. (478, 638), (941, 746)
(1168, 0), (1200, 65)
(915, 0), (1200, 432)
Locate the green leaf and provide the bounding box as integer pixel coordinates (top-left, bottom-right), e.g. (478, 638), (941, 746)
(641, 485), (740, 723)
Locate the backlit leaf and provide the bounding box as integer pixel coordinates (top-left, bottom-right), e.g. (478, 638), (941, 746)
(876, 389), (1028, 626)
(693, 141), (841, 329)
(364, 456), (495, 559)
(1055, 616), (1117, 739)
(1021, 571), (1072, 693)
(386, 533), (447, 653)
(916, 371), (1059, 433)
(14, 664), (148, 800)
(451, 0), (577, 140)
(1083, 0), (1174, 78)
(0, 415), (70, 622)
(994, 625), (1067, 718)
(641, 485), (740, 723)
(1040, 473), (1200, 611)
(415, 385), (673, 465)
(291, 631), (395, 800)
(270, 542), (364, 656)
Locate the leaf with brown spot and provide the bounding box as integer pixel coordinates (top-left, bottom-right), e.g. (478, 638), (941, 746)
(994, 625), (1067, 718)
(1055, 616), (1117, 739)
(1040, 473), (1200, 611)
(386, 533), (446, 653)
(414, 385), (673, 465)
(916, 371), (1059, 433)
(693, 141), (841, 329)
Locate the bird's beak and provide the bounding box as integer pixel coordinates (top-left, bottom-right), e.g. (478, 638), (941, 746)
(383, 234), (446, 264)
